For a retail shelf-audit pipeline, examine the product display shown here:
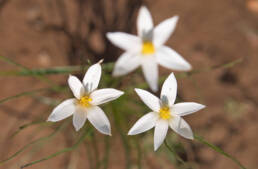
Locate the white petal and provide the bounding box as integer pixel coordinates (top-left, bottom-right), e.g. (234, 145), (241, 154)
(68, 75), (84, 99)
(73, 109), (87, 131)
(154, 119), (168, 151)
(83, 62), (102, 93)
(128, 112), (158, 135)
(153, 16), (179, 47)
(173, 102), (206, 116)
(141, 57), (158, 92)
(106, 32), (141, 52)
(47, 99), (76, 122)
(135, 88), (160, 112)
(112, 52), (141, 76)
(90, 88), (124, 105)
(169, 115), (193, 140)
(160, 73), (177, 106)
(137, 6), (153, 37)
(157, 46), (192, 71)
(87, 106), (111, 135)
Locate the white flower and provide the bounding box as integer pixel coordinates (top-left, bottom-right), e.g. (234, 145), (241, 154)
(128, 73), (205, 151)
(47, 60), (124, 135)
(106, 6), (191, 92)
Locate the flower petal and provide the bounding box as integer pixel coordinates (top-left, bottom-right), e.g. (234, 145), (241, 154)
(161, 73), (177, 106)
(106, 32), (141, 52)
(128, 112), (158, 135)
(169, 115), (193, 140)
(90, 88), (124, 105)
(173, 102), (206, 116)
(47, 99), (76, 122)
(83, 62), (102, 93)
(135, 88), (160, 112)
(137, 6), (153, 37)
(154, 119), (168, 151)
(141, 57), (158, 92)
(73, 109), (87, 131)
(153, 16), (179, 47)
(157, 46), (192, 71)
(112, 52), (141, 76)
(87, 106), (111, 135)
(68, 75), (84, 99)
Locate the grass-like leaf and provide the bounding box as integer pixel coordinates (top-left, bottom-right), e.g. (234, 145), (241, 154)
(194, 134), (247, 169)
(0, 121), (68, 164)
(0, 88), (50, 105)
(20, 127), (92, 168)
(10, 121), (47, 138)
(0, 66), (81, 76)
(164, 140), (192, 168)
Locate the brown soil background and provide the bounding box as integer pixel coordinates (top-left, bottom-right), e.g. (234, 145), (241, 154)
(0, 0), (258, 169)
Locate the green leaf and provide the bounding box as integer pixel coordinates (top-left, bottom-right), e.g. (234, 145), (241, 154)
(20, 127), (92, 168)
(0, 121), (68, 164)
(164, 140), (190, 168)
(0, 66), (81, 76)
(10, 121), (47, 138)
(0, 88), (50, 105)
(194, 134), (248, 169)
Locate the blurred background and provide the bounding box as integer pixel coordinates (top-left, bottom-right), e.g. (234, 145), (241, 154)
(0, 0), (257, 169)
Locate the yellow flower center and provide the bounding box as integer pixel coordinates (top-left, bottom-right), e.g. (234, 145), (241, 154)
(159, 107), (171, 120)
(141, 41), (155, 55)
(78, 96), (92, 107)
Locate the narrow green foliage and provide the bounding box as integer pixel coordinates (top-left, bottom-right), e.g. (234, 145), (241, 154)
(0, 56), (27, 68)
(0, 62), (114, 77)
(10, 121), (47, 138)
(212, 58), (243, 69)
(102, 136), (110, 169)
(0, 54), (247, 169)
(20, 127), (92, 168)
(111, 102), (132, 169)
(0, 121), (69, 165)
(0, 66), (81, 76)
(164, 140), (192, 168)
(135, 138), (142, 169)
(186, 58), (243, 76)
(0, 88), (50, 105)
(194, 134), (247, 169)
(0, 56), (65, 90)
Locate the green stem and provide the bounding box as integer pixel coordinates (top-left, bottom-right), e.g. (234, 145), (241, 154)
(164, 139), (190, 168)
(112, 104), (131, 169)
(135, 138), (142, 169)
(194, 134), (247, 169)
(103, 136), (110, 169)
(84, 141), (94, 169)
(0, 121), (68, 164)
(92, 132), (100, 169)
(10, 121), (47, 138)
(20, 127), (91, 169)
(0, 88), (49, 104)
(0, 58), (241, 78)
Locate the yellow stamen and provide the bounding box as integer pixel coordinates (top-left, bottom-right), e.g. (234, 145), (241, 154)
(141, 41), (155, 55)
(78, 96), (92, 107)
(159, 107), (171, 120)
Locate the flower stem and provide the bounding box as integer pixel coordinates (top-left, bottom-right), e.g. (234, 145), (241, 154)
(194, 134), (248, 169)
(164, 139), (191, 168)
(20, 127), (91, 169)
(0, 121), (69, 165)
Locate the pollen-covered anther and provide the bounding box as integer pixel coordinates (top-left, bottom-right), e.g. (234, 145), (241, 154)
(159, 107), (171, 120)
(78, 96), (92, 107)
(141, 41), (155, 55)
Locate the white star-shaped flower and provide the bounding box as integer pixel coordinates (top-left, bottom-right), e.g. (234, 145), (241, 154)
(128, 73), (205, 151)
(107, 6), (191, 92)
(47, 60), (124, 135)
